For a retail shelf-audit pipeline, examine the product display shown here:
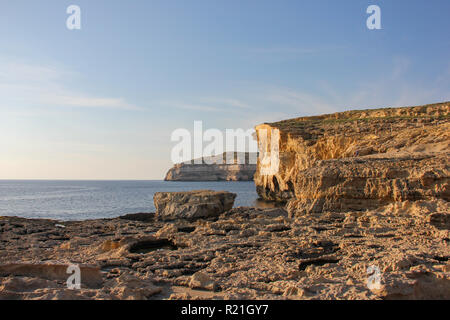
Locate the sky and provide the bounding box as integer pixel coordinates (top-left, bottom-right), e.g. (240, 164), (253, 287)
(0, 0), (449, 180)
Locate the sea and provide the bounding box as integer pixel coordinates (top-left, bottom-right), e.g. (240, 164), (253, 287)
(0, 180), (270, 221)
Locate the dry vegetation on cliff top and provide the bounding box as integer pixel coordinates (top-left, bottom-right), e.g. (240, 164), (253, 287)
(268, 102), (450, 128)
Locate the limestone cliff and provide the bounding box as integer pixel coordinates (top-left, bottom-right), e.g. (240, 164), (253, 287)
(254, 102), (450, 217)
(165, 152), (257, 181)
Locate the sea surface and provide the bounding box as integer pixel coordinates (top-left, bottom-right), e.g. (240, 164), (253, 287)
(0, 180), (266, 221)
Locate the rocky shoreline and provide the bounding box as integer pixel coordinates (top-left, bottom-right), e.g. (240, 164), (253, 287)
(0, 198), (449, 300)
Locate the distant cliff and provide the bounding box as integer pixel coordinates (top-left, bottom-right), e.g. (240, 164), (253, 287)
(165, 152), (257, 181)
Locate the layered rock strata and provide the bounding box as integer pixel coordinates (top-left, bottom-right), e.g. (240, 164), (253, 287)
(165, 152), (257, 181)
(254, 102), (450, 217)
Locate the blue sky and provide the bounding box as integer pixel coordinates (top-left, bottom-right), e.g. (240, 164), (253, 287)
(0, 0), (449, 179)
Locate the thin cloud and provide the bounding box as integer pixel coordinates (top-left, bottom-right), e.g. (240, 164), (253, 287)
(162, 98), (253, 113)
(344, 58), (450, 109)
(163, 102), (222, 112)
(199, 97), (252, 109)
(40, 94), (141, 110)
(0, 59), (141, 111)
(242, 45), (348, 61)
(264, 87), (338, 115)
(244, 58), (449, 121)
(248, 47), (318, 55)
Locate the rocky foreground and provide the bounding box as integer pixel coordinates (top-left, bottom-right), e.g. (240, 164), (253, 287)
(0, 199), (449, 300)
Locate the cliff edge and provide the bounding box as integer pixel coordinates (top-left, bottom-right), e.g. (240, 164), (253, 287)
(254, 102), (449, 217)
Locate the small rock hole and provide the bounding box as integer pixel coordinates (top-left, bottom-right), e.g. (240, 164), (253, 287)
(129, 239), (178, 254)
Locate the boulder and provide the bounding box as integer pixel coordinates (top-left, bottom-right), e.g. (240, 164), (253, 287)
(189, 271), (217, 291)
(153, 190), (236, 221)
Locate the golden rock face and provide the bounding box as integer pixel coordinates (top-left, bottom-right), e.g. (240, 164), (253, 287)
(254, 102), (450, 216)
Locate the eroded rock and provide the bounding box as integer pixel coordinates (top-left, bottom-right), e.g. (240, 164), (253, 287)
(254, 102), (450, 216)
(189, 272), (217, 291)
(0, 202), (449, 300)
(154, 190), (236, 221)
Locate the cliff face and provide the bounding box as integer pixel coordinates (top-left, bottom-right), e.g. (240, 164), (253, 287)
(254, 102), (450, 217)
(165, 152), (257, 181)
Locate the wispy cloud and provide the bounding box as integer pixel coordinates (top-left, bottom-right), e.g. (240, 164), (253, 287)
(161, 97), (253, 113)
(248, 47), (318, 55)
(199, 97), (252, 109)
(391, 57), (411, 79)
(342, 57), (450, 109)
(264, 88), (338, 115)
(160, 56), (449, 127)
(163, 102), (222, 112)
(0, 59), (141, 111)
(267, 57), (449, 115)
(240, 45), (348, 62)
(39, 94), (139, 110)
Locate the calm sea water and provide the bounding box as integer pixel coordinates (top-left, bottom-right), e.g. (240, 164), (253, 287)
(0, 180), (262, 221)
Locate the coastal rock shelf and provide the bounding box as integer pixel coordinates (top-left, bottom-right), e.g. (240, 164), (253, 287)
(254, 102), (450, 217)
(0, 201), (449, 299)
(165, 152), (257, 181)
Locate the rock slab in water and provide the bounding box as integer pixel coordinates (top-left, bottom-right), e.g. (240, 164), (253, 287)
(153, 190), (237, 221)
